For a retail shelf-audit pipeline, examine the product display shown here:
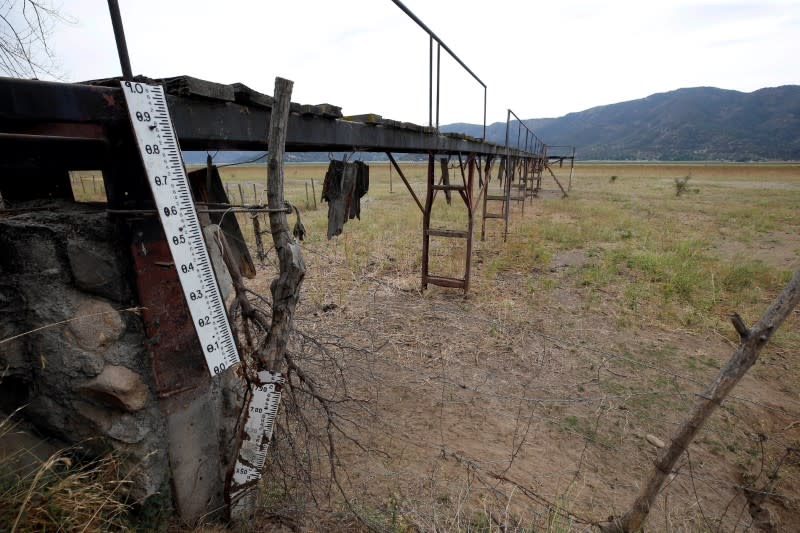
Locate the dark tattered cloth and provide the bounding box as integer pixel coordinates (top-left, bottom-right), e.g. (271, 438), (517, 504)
(321, 160), (369, 239)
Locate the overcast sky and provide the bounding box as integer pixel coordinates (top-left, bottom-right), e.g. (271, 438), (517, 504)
(45, 0), (799, 125)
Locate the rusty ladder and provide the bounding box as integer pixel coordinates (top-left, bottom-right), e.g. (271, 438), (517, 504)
(480, 153), (528, 243)
(422, 152), (477, 292)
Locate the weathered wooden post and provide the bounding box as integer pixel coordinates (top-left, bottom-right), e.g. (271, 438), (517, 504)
(261, 77), (304, 372)
(228, 77), (305, 520)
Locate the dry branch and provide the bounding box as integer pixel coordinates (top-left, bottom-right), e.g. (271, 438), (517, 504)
(599, 270), (800, 532)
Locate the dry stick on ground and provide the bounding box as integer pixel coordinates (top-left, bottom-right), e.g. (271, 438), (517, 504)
(257, 77), (306, 372)
(599, 270), (800, 533)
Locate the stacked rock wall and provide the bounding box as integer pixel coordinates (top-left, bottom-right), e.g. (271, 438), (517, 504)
(0, 202), (169, 502)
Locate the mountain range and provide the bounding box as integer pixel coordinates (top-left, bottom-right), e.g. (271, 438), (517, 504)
(444, 86), (800, 161)
(184, 85), (800, 164)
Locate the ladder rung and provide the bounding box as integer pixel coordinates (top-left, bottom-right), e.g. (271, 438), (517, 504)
(484, 213), (504, 219)
(427, 228), (469, 239)
(433, 184), (466, 191)
(425, 275), (465, 289)
(486, 195), (507, 201)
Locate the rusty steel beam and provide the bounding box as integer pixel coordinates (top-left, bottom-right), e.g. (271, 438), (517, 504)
(386, 152), (424, 213)
(0, 77), (537, 157)
(0, 132), (109, 170)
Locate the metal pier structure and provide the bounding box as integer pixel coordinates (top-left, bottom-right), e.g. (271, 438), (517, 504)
(0, 75), (574, 292)
(0, 0), (575, 294)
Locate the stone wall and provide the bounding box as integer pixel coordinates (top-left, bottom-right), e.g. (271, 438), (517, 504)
(0, 201), (252, 525)
(0, 202), (169, 503)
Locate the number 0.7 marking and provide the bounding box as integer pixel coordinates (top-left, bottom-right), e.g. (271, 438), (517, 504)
(120, 81), (240, 376)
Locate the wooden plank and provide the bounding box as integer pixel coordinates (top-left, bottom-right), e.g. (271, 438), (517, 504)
(342, 113), (382, 124)
(162, 75), (235, 101)
(427, 228), (469, 238)
(231, 82), (274, 108)
(426, 275), (465, 289)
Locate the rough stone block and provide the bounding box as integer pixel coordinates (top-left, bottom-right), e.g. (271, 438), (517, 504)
(65, 299), (125, 352)
(67, 240), (129, 301)
(79, 365), (148, 412)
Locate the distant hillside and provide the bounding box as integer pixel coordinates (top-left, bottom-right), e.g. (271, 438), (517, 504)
(443, 86), (800, 161)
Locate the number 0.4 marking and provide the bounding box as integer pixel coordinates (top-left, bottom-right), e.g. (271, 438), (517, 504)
(120, 81), (240, 376)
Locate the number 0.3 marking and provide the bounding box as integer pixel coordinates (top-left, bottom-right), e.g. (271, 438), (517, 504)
(121, 81), (240, 376)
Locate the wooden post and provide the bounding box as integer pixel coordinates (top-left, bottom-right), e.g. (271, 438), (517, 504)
(600, 271), (800, 532)
(421, 152), (435, 290)
(237, 183), (245, 205)
(258, 77), (305, 372)
(311, 179), (317, 210)
(567, 147), (575, 192)
(480, 157), (492, 242)
(439, 157), (452, 205)
(389, 160), (393, 193)
(464, 155), (476, 293)
(252, 183), (257, 204)
(305, 181), (309, 208)
(252, 215), (265, 261)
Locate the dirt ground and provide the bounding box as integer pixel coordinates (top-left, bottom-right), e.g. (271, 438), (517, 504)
(234, 162), (800, 532)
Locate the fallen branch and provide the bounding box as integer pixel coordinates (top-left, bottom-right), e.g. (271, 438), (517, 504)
(599, 271), (800, 532)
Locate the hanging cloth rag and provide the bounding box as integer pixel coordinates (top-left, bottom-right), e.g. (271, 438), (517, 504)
(322, 160), (371, 239)
(349, 161), (370, 220)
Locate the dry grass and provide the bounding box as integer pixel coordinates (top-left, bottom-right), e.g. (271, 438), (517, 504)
(0, 414), (132, 532)
(239, 160), (800, 532)
(65, 160), (800, 531)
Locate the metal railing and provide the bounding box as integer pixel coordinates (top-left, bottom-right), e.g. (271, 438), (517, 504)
(505, 109), (546, 157)
(390, 0), (487, 138)
(544, 145), (577, 159)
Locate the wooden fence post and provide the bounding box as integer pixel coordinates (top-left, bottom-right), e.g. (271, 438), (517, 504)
(258, 77), (305, 372)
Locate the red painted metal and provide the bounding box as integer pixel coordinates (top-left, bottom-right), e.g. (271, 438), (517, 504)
(130, 236), (209, 413)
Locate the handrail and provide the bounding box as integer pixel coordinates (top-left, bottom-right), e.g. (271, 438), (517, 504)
(507, 109), (545, 153)
(390, 0), (486, 88)
(390, 0), (487, 139)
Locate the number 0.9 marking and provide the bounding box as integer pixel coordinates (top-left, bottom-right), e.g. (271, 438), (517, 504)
(120, 81), (240, 376)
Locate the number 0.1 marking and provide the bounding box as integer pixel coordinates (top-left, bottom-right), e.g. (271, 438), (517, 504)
(120, 81), (240, 376)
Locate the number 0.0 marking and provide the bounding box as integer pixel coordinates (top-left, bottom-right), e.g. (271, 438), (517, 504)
(120, 81), (240, 376)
